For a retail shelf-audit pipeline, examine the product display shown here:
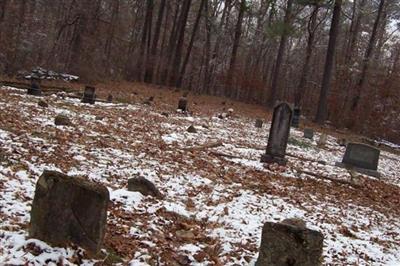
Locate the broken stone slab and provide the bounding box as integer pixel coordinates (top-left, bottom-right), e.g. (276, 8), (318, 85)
(187, 125), (197, 133)
(128, 177), (163, 199)
(54, 114), (72, 126)
(30, 170), (109, 254)
(256, 220), (324, 266)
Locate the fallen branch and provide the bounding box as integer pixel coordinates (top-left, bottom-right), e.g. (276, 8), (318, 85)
(294, 167), (360, 188)
(183, 141), (223, 152)
(286, 153), (327, 165)
(209, 151), (242, 159)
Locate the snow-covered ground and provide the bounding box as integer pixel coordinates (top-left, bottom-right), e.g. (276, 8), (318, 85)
(0, 86), (399, 265)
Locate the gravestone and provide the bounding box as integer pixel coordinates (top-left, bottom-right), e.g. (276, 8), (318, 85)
(30, 170), (109, 254)
(27, 79), (42, 96)
(303, 128), (314, 140)
(291, 107), (300, 128)
(261, 102), (292, 165)
(178, 97), (188, 112)
(255, 119), (263, 129)
(256, 221), (324, 266)
(335, 143), (380, 178)
(81, 86), (96, 104)
(317, 133), (328, 147)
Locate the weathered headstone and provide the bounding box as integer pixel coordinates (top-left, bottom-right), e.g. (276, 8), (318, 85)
(256, 220), (324, 266)
(27, 79), (42, 96)
(255, 119), (263, 128)
(291, 107), (300, 128)
(81, 86), (96, 104)
(303, 128), (314, 140)
(178, 97), (188, 112)
(317, 133), (328, 147)
(128, 177), (163, 199)
(261, 102), (292, 165)
(336, 143), (380, 178)
(30, 170), (109, 254)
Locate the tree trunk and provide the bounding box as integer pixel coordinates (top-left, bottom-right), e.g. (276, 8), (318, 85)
(177, 0), (206, 88)
(351, 0), (385, 111)
(294, 5), (319, 107)
(315, 0), (343, 124)
(145, 0), (166, 83)
(226, 0), (246, 97)
(268, 0), (294, 107)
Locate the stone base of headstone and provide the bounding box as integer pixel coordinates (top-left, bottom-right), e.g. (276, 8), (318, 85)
(260, 153), (287, 166)
(27, 88), (42, 96)
(255, 221), (323, 266)
(30, 170), (109, 254)
(335, 162), (381, 178)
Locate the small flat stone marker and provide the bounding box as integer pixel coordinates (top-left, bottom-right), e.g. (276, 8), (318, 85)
(335, 142), (381, 178)
(303, 128), (314, 140)
(256, 220), (324, 266)
(30, 170), (109, 254)
(81, 86), (96, 104)
(261, 102), (292, 165)
(255, 119), (263, 128)
(128, 177), (163, 199)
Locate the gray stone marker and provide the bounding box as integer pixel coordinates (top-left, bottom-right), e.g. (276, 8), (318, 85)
(27, 79), (42, 96)
(261, 102), (292, 165)
(30, 170), (109, 254)
(291, 107), (300, 128)
(178, 97), (188, 112)
(256, 221), (324, 266)
(81, 86), (96, 104)
(317, 133), (328, 147)
(336, 143), (381, 178)
(128, 177), (163, 199)
(303, 128), (314, 140)
(255, 119), (263, 128)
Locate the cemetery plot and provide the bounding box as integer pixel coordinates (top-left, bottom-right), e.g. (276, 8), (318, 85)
(0, 85), (399, 265)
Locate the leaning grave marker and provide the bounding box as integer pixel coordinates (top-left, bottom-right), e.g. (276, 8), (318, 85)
(261, 102), (292, 165)
(335, 142), (381, 178)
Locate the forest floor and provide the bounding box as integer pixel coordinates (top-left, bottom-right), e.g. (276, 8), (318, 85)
(0, 82), (399, 265)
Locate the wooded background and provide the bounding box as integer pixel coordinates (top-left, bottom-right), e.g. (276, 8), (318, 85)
(0, 0), (399, 142)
